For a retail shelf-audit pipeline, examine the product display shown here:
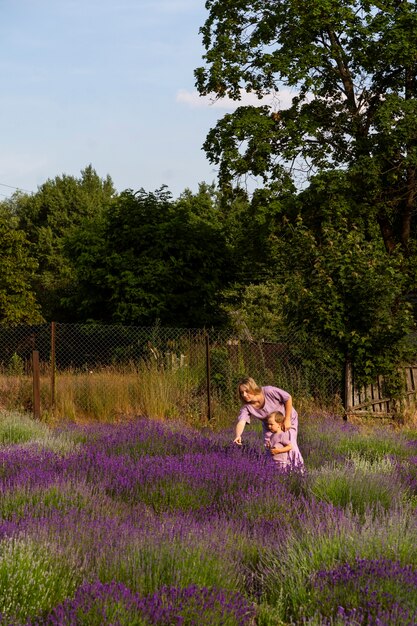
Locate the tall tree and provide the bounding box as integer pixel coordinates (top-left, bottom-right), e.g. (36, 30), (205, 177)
(0, 208), (44, 326)
(12, 165), (116, 321)
(66, 186), (234, 327)
(278, 171), (415, 388)
(195, 0), (417, 254)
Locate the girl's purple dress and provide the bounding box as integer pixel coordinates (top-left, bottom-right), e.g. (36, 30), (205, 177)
(265, 428), (304, 469)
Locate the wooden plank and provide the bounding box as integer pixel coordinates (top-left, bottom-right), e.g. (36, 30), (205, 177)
(409, 367), (416, 391)
(376, 375), (384, 412)
(351, 396), (393, 410)
(345, 361), (353, 411)
(370, 381), (378, 413)
(405, 368), (412, 393)
(346, 410), (394, 417)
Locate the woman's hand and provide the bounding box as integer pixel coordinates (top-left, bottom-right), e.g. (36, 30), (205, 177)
(233, 436), (242, 446)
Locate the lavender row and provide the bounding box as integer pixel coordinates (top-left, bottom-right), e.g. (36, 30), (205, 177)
(0, 413), (415, 624)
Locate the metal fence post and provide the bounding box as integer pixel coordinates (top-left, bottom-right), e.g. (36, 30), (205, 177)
(50, 322), (56, 410)
(32, 350), (41, 420)
(205, 333), (212, 421)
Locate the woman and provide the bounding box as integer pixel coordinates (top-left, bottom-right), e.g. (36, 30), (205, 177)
(233, 376), (298, 446)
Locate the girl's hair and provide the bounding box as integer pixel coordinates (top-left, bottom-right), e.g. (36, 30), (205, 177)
(267, 411), (285, 424)
(237, 376), (262, 401)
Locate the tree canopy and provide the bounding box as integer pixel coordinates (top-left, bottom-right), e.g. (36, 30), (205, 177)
(0, 209), (44, 326)
(195, 0), (417, 253)
(278, 171), (415, 386)
(12, 165), (116, 321)
(194, 0), (417, 387)
(66, 185), (234, 327)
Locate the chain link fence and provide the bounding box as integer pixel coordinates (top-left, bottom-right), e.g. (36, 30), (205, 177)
(0, 323), (343, 423)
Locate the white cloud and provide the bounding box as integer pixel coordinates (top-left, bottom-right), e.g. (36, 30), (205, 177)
(176, 88), (296, 111)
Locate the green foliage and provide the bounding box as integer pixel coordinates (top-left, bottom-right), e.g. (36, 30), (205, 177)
(196, 0), (417, 386)
(0, 210), (44, 326)
(0, 485), (90, 522)
(68, 185), (234, 326)
(12, 165), (116, 321)
(337, 433), (411, 463)
(222, 281), (287, 341)
(110, 475), (212, 513)
(66, 600), (148, 626)
(196, 0), (417, 382)
(0, 536), (80, 622)
(0, 410), (85, 453)
(276, 171), (416, 388)
(219, 180), (295, 281)
(7, 353), (24, 376)
(0, 411), (51, 445)
(310, 466), (400, 517)
(100, 539), (239, 597)
(209, 347), (234, 392)
(196, 0), (417, 251)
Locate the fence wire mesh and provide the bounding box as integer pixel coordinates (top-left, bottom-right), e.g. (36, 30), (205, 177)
(0, 323), (343, 422)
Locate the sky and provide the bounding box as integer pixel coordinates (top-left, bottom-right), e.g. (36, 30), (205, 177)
(0, 0), (285, 201)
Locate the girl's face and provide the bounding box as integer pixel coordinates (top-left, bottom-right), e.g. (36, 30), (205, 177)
(239, 385), (264, 408)
(266, 418), (280, 433)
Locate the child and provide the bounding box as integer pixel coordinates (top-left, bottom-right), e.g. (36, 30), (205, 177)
(264, 411), (304, 470)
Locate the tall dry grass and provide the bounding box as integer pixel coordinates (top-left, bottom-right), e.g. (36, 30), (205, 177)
(0, 361), (217, 426)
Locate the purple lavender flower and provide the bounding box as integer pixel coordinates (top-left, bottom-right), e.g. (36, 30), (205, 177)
(1, 414), (416, 626)
(309, 558), (417, 625)
(26, 581), (256, 626)
(395, 456), (417, 496)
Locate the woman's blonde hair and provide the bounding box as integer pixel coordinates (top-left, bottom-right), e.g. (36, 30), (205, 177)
(237, 376), (262, 401)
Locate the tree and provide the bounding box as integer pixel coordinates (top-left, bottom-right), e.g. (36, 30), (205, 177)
(222, 280), (287, 342)
(0, 208), (44, 326)
(66, 186), (234, 327)
(61, 209), (112, 323)
(12, 165), (116, 321)
(195, 0), (417, 254)
(278, 171), (415, 389)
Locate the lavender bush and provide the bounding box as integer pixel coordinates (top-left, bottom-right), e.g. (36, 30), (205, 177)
(308, 558), (417, 625)
(0, 411), (415, 624)
(26, 581), (256, 626)
(0, 536), (81, 623)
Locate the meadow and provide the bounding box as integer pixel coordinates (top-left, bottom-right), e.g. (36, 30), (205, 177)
(0, 409), (415, 625)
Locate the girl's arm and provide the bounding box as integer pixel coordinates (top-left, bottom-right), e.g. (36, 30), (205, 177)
(270, 443), (292, 455)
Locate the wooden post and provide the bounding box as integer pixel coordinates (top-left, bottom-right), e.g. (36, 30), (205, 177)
(32, 350), (41, 420)
(50, 322), (56, 410)
(205, 333), (212, 421)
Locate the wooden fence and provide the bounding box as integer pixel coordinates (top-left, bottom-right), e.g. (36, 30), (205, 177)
(345, 362), (417, 418)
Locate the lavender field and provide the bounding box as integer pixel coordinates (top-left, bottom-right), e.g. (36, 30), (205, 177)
(0, 411), (416, 625)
